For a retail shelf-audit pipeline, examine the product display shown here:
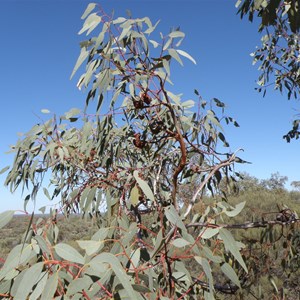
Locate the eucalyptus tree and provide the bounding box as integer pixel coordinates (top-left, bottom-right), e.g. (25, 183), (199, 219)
(236, 0), (300, 141)
(0, 3), (294, 299)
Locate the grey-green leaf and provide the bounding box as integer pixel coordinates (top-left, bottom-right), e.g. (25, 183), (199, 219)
(66, 276), (93, 296)
(195, 257), (214, 292)
(225, 201), (246, 217)
(77, 240), (103, 256)
(81, 3), (96, 19)
(14, 262), (43, 300)
(29, 271), (48, 300)
(0, 210), (14, 229)
(133, 170), (154, 202)
(221, 262), (241, 288)
(70, 47), (89, 79)
(0, 166), (9, 174)
(219, 228), (247, 272)
(41, 273), (58, 300)
(172, 238), (190, 248)
(176, 49), (197, 64)
(93, 252), (141, 299)
(54, 243), (84, 264)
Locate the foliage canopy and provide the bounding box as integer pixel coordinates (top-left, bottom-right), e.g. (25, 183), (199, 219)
(236, 0), (300, 141)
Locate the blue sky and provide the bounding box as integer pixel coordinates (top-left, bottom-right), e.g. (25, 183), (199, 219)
(0, 0), (299, 213)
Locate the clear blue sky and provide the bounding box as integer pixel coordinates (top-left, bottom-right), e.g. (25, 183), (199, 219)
(0, 0), (299, 213)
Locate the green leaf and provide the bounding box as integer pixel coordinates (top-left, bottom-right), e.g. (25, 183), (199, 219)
(14, 262), (43, 300)
(168, 48), (183, 66)
(65, 108), (81, 119)
(77, 240), (103, 256)
(150, 229), (164, 259)
(0, 244), (35, 280)
(225, 201), (246, 217)
(149, 39), (159, 48)
(130, 185), (140, 206)
(221, 263), (241, 288)
(93, 252), (141, 299)
(54, 243), (84, 264)
(165, 205), (185, 230)
(219, 228), (247, 272)
(33, 236), (50, 254)
(0, 166), (10, 174)
(162, 58), (170, 76)
(195, 257), (214, 292)
(66, 276), (93, 296)
(169, 31), (185, 38)
(132, 284), (151, 293)
(41, 273), (58, 300)
(201, 246), (223, 264)
(133, 170), (154, 202)
(28, 271), (48, 300)
(81, 3), (96, 19)
(88, 255), (110, 275)
(92, 227), (109, 241)
(43, 187), (51, 200)
(199, 227), (219, 239)
(41, 109), (50, 114)
(0, 210), (14, 229)
(182, 100), (194, 108)
(128, 248), (140, 270)
(70, 47), (89, 79)
(172, 238), (191, 248)
(176, 49), (197, 64)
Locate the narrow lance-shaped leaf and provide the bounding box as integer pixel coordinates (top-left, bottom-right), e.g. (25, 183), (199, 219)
(70, 47), (89, 79)
(221, 262), (241, 288)
(81, 3), (96, 20)
(225, 201), (246, 217)
(194, 257), (214, 293)
(133, 170), (154, 202)
(176, 49), (197, 64)
(41, 273), (58, 300)
(94, 252), (142, 299)
(219, 228), (247, 272)
(28, 271), (48, 300)
(0, 210), (14, 229)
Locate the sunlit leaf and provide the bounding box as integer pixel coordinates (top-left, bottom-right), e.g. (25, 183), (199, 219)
(169, 31), (185, 38)
(77, 240), (103, 256)
(176, 49), (197, 64)
(195, 257), (214, 292)
(14, 262), (43, 300)
(219, 228), (247, 272)
(66, 276), (93, 296)
(81, 3), (96, 19)
(41, 274), (58, 300)
(27, 271), (47, 300)
(130, 185), (140, 206)
(0, 210), (14, 229)
(133, 170), (154, 202)
(199, 227), (219, 240)
(70, 47), (89, 79)
(54, 243), (84, 264)
(172, 238), (191, 248)
(225, 201), (246, 217)
(0, 166), (9, 174)
(221, 262), (241, 288)
(93, 252), (141, 299)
